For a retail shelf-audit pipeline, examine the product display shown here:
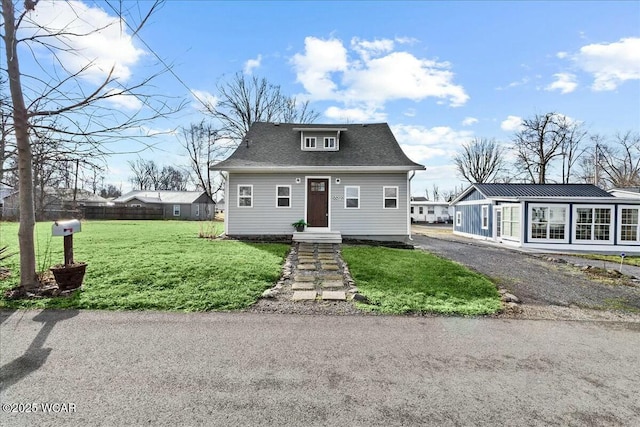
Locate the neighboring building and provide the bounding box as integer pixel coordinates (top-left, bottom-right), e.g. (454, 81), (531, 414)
(215, 198), (225, 213)
(113, 190), (215, 220)
(609, 187), (640, 199)
(211, 122), (425, 243)
(450, 183), (640, 252)
(410, 197), (453, 223)
(2, 187), (109, 220)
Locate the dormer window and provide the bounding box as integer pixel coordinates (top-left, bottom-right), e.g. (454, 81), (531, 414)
(296, 127), (347, 151)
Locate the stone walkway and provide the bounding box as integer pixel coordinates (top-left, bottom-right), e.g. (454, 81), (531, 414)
(291, 243), (353, 301)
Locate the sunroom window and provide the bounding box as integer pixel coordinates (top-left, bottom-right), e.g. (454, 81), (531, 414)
(575, 207), (612, 241)
(620, 207), (640, 242)
(530, 205), (568, 241)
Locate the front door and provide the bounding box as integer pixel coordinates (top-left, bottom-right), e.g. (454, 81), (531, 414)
(307, 179), (329, 227)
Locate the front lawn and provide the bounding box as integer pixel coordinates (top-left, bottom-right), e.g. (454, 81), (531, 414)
(577, 254), (640, 267)
(0, 221), (289, 311)
(342, 246), (501, 315)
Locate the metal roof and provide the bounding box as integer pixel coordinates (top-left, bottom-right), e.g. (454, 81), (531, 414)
(474, 183), (613, 198)
(211, 122), (425, 171)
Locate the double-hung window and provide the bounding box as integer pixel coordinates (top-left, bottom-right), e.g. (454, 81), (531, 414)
(276, 185), (291, 208)
(501, 205), (521, 240)
(324, 137), (336, 149)
(455, 211), (462, 226)
(173, 205), (181, 216)
(345, 186), (360, 209)
(529, 204), (568, 242)
(305, 137), (316, 149)
(574, 206), (613, 242)
(238, 185), (253, 208)
(383, 186), (398, 209)
(620, 207), (640, 242)
(481, 205), (489, 229)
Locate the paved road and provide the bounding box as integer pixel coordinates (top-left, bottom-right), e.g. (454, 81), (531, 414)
(411, 232), (640, 312)
(1, 310), (639, 426)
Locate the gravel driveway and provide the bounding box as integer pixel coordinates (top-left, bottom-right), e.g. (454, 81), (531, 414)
(411, 227), (640, 314)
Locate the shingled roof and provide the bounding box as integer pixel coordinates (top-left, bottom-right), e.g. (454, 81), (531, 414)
(452, 184), (614, 204)
(211, 122), (424, 171)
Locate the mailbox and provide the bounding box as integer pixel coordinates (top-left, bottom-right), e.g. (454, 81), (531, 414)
(52, 219), (81, 236)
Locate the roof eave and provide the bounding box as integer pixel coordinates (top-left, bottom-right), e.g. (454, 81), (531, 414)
(211, 165), (425, 173)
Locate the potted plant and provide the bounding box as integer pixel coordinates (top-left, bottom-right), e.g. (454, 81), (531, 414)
(291, 219), (308, 232)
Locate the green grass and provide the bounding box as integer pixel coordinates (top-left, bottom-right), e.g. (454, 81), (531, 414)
(577, 254), (640, 267)
(0, 220), (288, 311)
(342, 246), (501, 315)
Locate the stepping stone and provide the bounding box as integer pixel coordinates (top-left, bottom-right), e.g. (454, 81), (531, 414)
(297, 257), (316, 264)
(317, 247), (334, 253)
(292, 282), (315, 290)
(292, 291), (317, 301)
(298, 251), (315, 257)
(319, 274), (343, 281)
(298, 264), (317, 271)
(294, 275), (316, 282)
(320, 259), (338, 265)
(321, 280), (344, 289)
(321, 291), (346, 301)
(317, 254), (335, 260)
(321, 264), (340, 271)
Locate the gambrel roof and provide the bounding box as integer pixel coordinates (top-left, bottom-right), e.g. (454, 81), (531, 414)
(211, 122), (424, 171)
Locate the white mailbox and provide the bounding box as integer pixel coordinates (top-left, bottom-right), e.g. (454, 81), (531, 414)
(52, 219), (82, 236)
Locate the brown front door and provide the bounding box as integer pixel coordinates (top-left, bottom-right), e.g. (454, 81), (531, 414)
(307, 179), (329, 227)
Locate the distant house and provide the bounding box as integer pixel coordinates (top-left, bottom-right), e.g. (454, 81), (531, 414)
(450, 183), (640, 252)
(215, 198), (225, 213)
(211, 122), (425, 243)
(609, 188), (640, 199)
(410, 197), (453, 223)
(2, 187), (109, 220)
(113, 190), (215, 220)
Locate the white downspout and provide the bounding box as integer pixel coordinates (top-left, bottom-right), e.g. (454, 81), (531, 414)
(407, 171), (416, 241)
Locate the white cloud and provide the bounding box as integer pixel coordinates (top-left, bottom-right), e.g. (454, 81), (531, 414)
(243, 55), (262, 74)
(496, 77), (530, 91)
(291, 37), (348, 99)
(545, 73), (578, 94)
(103, 88), (143, 110)
(291, 36), (469, 115)
(23, 0), (145, 84)
(462, 117), (478, 126)
(392, 124), (474, 164)
(190, 89), (217, 112)
(556, 51), (568, 59)
(501, 115), (523, 132)
(324, 106), (386, 122)
(573, 37), (640, 91)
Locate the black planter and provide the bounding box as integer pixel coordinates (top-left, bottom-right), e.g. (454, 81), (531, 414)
(295, 225), (305, 232)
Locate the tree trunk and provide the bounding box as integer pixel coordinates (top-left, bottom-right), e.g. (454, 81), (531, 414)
(2, 0), (38, 290)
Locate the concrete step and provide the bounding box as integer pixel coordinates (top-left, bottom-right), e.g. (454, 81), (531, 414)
(293, 231), (342, 244)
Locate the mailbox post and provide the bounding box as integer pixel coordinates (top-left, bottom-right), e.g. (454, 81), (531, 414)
(52, 219), (82, 265)
(51, 220), (86, 291)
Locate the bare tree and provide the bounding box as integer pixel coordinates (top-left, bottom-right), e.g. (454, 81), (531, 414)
(595, 131), (640, 188)
(2, 0), (177, 291)
(0, 75), (16, 187)
(128, 159), (153, 190)
(180, 121), (228, 201)
(512, 113), (586, 184)
(158, 166), (189, 191)
(431, 184), (440, 202)
(454, 137), (505, 183)
(99, 184), (121, 199)
(202, 72), (319, 142)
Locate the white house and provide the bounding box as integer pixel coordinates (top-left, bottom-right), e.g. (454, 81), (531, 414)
(410, 197), (453, 223)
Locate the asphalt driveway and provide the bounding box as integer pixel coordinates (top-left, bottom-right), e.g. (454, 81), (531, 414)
(1, 310), (639, 426)
(411, 227), (640, 313)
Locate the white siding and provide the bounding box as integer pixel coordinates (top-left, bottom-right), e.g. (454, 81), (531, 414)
(227, 172), (409, 236)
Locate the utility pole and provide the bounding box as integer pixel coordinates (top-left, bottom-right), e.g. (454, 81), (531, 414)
(594, 144), (599, 186)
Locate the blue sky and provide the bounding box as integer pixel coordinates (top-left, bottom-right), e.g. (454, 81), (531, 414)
(12, 1), (640, 197)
